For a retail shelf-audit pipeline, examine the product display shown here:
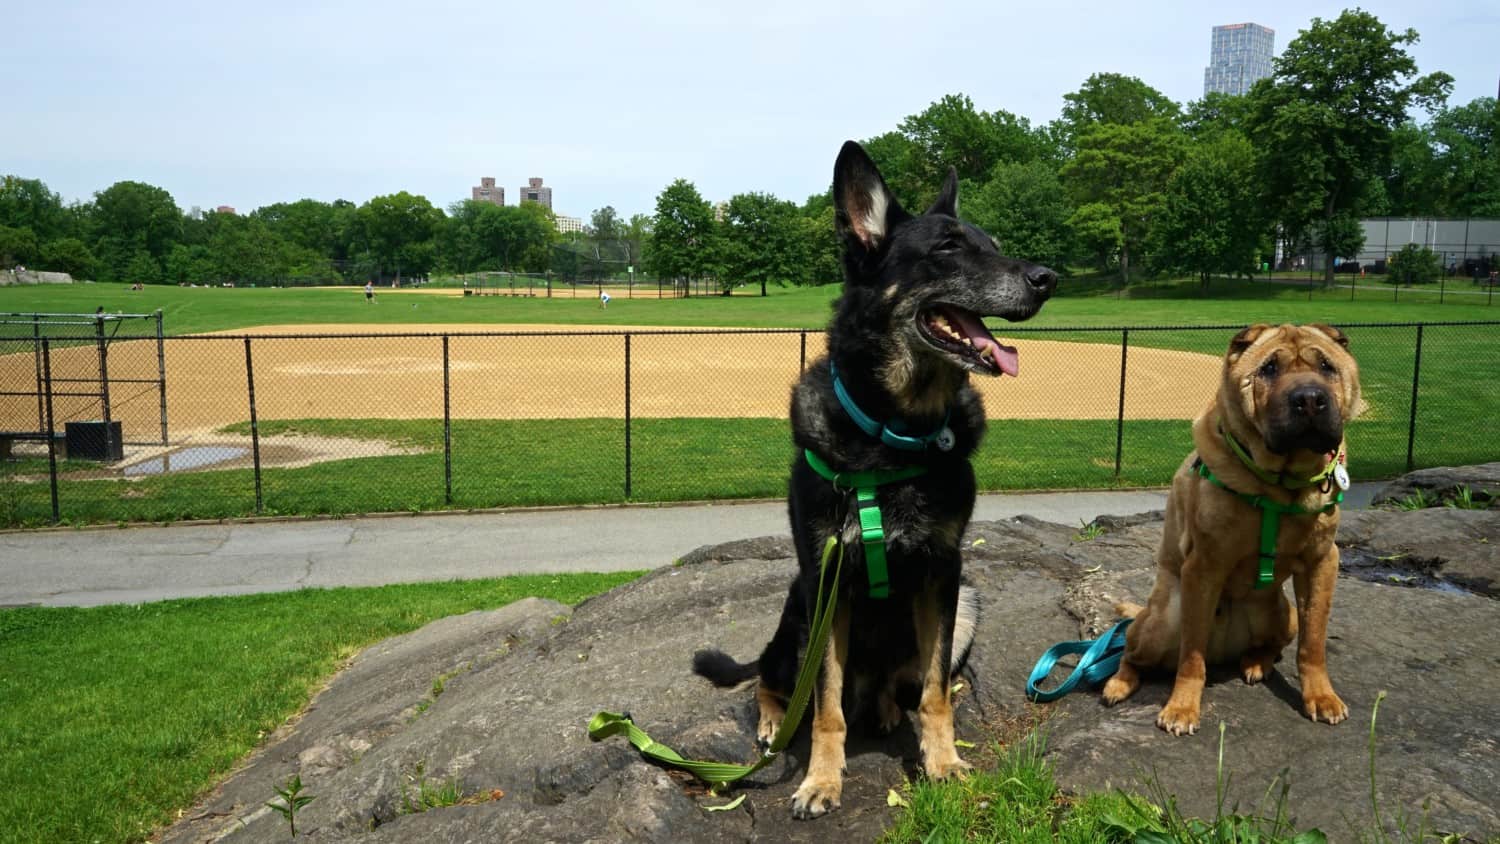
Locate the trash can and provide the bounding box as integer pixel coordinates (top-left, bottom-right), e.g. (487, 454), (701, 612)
(66, 420), (124, 461)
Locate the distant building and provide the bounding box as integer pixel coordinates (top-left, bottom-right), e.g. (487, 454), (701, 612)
(713, 201), (729, 222)
(215, 205), (236, 215)
(518, 177), (553, 210)
(554, 214), (584, 234)
(189, 206), (203, 220)
(1203, 23), (1275, 96)
(472, 177), (505, 206)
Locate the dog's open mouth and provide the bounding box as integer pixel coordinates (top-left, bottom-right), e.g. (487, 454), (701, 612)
(918, 305), (1019, 376)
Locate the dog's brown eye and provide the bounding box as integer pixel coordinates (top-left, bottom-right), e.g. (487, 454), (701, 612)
(1259, 358), (1278, 378)
(1320, 358), (1337, 376)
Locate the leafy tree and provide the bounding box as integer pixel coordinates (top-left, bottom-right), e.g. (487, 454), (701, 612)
(1061, 118), (1184, 283)
(1149, 132), (1263, 284)
(1247, 9), (1452, 285)
(589, 206), (621, 242)
(898, 94), (1051, 184)
(252, 199), (346, 258)
(1429, 96), (1500, 216)
(720, 192), (804, 295)
(90, 181), (182, 281)
(165, 243), (215, 285)
(0, 176), (70, 242)
(39, 237), (97, 279)
(798, 200), (841, 286)
(1380, 122), (1444, 215)
(1068, 202), (1124, 273)
(122, 250), (163, 284)
(1182, 92), (1253, 140)
(962, 160), (1073, 270)
(859, 131), (925, 210)
(1386, 243), (1442, 285)
(647, 179), (715, 292)
(622, 213), (651, 276)
(353, 192), (444, 280)
(1056, 73), (1181, 151)
(0, 224), (38, 265)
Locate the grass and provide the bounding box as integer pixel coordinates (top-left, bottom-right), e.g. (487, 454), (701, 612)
(0, 572), (644, 844)
(0, 276), (1495, 336)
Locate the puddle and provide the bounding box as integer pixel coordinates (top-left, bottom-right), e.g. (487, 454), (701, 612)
(1340, 546), (1473, 595)
(123, 446), (249, 476)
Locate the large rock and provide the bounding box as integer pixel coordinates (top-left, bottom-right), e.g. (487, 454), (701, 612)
(162, 507), (1500, 842)
(1371, 462), (1500, 509)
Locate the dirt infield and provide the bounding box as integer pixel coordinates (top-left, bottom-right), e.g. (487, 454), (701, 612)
(0, 323), (1221, 442)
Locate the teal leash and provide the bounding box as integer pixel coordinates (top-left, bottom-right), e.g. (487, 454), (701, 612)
(1025, 618), (1132, 702)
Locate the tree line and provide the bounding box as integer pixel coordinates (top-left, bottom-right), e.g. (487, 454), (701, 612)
(2, 10), (1494, 292)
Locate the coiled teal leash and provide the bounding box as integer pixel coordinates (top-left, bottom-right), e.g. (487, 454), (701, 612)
(1025, 618), (1132, 702)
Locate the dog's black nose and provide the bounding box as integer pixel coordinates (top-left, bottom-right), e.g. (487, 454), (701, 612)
(1025, 266), (1057, 296)
(1289, 386), (1330, 418)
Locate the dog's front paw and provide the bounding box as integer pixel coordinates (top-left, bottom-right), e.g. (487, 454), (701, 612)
(1156, 702), (1200, 736)
(1303, 690), (1349, 725)
(790, 776), (842, 820)
(1101, 675), (1136, 705)
(1240, 651), (1275, 685)
(923, 755), (972, 781)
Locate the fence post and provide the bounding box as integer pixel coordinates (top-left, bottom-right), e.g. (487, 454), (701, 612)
(155, 309), (168, 445)
(1405, 324), (1424, 473)
(32, 315), (44, 432)
(1114, 329), (1129, 477)
(624, 333), (632, 499)
(799, 331), (807, 374)
(95, 314), (114, 460)
(42, 339), (59, 523)
(442, 334), (452, 506)
(244, 337), (263, 514)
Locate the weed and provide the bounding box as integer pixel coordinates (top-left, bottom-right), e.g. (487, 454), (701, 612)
(401, 763), (463, 814)
(1392, 490), (1434, 511)
(1444, 485), (1490, 510)
(1074, 519), (1106, 542)
(265, 774), (315, 838)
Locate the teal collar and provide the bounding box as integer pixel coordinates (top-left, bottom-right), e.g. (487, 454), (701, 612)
(804, 448), (927, 599)
(1194, 458), (1342, 589)
(830, 362), (953, 452)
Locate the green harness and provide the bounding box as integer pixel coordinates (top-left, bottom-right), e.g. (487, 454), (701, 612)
(1195, 431), (1345, 589)
(803, 448), (927, 599)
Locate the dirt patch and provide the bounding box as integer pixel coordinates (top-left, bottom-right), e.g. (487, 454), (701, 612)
(1, 324), (1221, 443)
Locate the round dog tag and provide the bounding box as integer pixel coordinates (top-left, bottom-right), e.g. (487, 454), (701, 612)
(935, 427), (956, 452)
(1333, 463), (1350, 491)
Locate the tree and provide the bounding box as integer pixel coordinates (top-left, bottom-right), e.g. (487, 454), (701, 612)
(39, 237), (97, 279)
(1182, 92), (1253, 140)
(1149, 132), (1263, 284)
(353, 192), (444, 280)
(1061, 118), (1184, 283)
(898, 94), (1050, 185)
(0, 224), (38, 266)
(89, 181), (182, 281)
(720, 192), (805, 295)
(962, 160), (1074, 270)
(1429, 97), (1500, 216)
(1386, 243), (1442, 285)
(0, 176), (70, 242)
(648, 179), (715, 293)
(1247, 9), (1452, 284)
(1056, 73), (1181, 151)
(589, 206), (621, 242)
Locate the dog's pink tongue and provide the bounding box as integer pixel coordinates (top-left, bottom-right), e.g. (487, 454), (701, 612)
(946, 309), (1020, 376)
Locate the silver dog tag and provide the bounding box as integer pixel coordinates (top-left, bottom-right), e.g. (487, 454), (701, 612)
(935, 427), (956, 452)
(1334, 463), (1350, 491)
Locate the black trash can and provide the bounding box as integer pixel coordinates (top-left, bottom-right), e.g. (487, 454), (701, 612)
(66, 420), (124, 461)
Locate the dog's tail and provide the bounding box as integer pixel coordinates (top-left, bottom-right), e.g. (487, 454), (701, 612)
(692, 649), (760, 687)
(951, 584), (981, 674)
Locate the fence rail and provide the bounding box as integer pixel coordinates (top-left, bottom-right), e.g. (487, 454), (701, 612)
(2, 321), (1496, 526)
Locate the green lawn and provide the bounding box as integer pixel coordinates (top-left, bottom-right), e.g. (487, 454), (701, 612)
(0, 574), (644, 844)
(0, 276), (1494, 335)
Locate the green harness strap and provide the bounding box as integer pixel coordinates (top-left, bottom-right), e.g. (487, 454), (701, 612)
(1194, 460), (1342, 589)
(588, 536), (845, 790)
(803, 448), (928, 599)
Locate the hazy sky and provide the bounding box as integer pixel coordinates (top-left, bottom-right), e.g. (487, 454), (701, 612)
(5, 1), (1496, 221)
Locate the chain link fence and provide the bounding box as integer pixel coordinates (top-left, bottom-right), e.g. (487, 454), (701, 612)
(3, 321), (1497, 526)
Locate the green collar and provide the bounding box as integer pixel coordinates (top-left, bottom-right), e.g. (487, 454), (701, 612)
(803, 448), (928, 599)
(1194, 458), (1342, 589)
(1221, 427), (1342, 490)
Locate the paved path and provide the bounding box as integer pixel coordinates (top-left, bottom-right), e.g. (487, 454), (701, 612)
(0, 485), (1379, 608)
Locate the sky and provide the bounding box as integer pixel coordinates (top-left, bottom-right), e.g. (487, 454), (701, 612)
(4, 1), (1497, 222)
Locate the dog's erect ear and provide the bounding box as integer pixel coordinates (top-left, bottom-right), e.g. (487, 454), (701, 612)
(1227, 324), (1272, 361)
(926, 167), (959, 218)
(1307, 323), (1350, 348)
(833, 141), (908, 251)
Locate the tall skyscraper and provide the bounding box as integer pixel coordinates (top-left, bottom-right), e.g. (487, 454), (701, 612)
(472, 177), (505, 206)
(1204, 23), (1275, 96)
(518, 177), (553, 211)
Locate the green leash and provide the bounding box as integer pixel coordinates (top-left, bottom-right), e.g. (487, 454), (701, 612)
(802, 448), (927, 599)
(1194, 459), (1342, 589)
(587, 536), (845, 791)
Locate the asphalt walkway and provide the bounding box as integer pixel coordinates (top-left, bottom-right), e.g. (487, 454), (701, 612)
(0, 485), (1380, 608)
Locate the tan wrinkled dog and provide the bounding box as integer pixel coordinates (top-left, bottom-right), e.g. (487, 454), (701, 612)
(1102, 324), (1361, 736)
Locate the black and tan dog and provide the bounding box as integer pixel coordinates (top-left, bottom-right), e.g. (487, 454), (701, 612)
(1102, 324), (1361, 735)
(693, 141), (1055, 818)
